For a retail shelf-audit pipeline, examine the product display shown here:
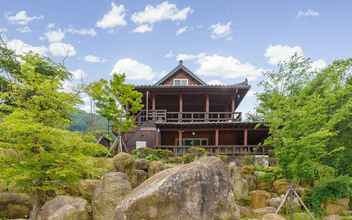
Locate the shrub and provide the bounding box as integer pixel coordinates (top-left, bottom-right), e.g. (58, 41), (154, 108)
(132, 148), (173, 161)
(305, 176), (352, 215)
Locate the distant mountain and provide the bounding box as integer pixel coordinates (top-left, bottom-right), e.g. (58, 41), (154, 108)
(69, 110), (109, 133)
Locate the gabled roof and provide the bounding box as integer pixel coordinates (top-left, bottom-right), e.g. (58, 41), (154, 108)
(154, 60), (207, 86)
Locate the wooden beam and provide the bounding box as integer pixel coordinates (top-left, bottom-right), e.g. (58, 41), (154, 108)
(155, 129), (160, 146)
(244, 128), (248, 146)
(205, 94), (209, 112)
(178, 130), (183, 146)
(152, 94), (156, 111)
(146, 91), (149, 117)
(179, 94), (183, 112)
(215, 129), (219, 146)
(231, 95), (235, 112)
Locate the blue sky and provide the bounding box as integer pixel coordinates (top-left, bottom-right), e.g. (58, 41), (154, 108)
(1, 0), (352, 113)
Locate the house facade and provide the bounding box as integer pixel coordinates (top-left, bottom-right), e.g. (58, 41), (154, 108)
(124, 61), (270, 155)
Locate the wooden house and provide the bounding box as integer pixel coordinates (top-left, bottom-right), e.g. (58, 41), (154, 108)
(124, 61), (270, 155)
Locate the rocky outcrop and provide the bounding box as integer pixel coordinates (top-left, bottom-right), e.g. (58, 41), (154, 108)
(92, 172), (132, 220)
(324, 215), (341, 220)
(113, 153), (135, 175)
(115, 157), (240, 220)
(253, 207), (276, 216)
(135, 159), (150, 172)
(147, 160), (166, 177)
(133, 169), (148, 187)
(273, 179), (289, 194)
(0, 192), (32, 219)
(228, 162), (249, 200)
(323, 198), (350, 215)
(79, 179), (100, 201)
(37, 196), (89, 220)
(250, 190), (271, 209)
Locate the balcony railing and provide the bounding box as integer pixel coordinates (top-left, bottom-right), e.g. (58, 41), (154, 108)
(137, 109), (242, 124)
(156, 145), (271, 156)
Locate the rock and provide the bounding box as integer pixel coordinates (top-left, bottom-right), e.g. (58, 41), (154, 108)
(115, 157), (240, 220)
(250, 190), (271, 209)
(253, 207), (276, 216)
(324, 215), (341, 220)
(244, 174), (257, 191)
(268, 196), (283, 208)
(92, 172), (132, 220)
(239, 205), (253, 217)
(78, 179), (100, 201)
(135, 159), (150, 171)
(228, 162), (249, 200)
(148, 160), (166, 177)
(241, 165), (256, 175)
(0, 192), (32, 219)
(37, 196), (89, 220)
(262, 213), (286, 220)
(113, 152), (135, 175)
(273, 179), (289, 194)
(324, 198), (350, 215)
(133, 169), (148, 187)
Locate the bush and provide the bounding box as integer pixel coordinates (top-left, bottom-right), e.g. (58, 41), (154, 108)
(305, 176), (352, 215)
(132, 148), (173, 161)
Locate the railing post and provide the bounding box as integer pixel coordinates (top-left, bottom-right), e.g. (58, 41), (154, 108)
(215, 129), (219, 146)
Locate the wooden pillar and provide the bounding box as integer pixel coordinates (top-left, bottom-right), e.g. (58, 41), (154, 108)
(231, 95), (235, 112)
(215, 129), (219, 146)
(146, 91), (149, 120)
(152, 94), (156, 110)
(155, 129), (160, 146)
(178, 130), (183, 146)
(205, 94), (209, 112)
(244, 128), (248, 146)
(179, 94), (183, 112)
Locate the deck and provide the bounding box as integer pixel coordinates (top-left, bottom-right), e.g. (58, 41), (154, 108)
(137, 109), (242, 124)
(156, 145), (271, 156)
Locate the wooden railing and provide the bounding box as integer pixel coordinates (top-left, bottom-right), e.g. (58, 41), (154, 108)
(156, 145), (271, 156)
(137, 110), (241, 124)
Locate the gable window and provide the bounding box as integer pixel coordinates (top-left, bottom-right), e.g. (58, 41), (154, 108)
(173, 79), (188, 86)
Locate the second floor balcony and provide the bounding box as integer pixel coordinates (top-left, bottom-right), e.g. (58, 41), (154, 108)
(137, 109), (242, 124)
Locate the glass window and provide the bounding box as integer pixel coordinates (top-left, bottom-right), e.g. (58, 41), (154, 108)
(173, 79), (188, 86)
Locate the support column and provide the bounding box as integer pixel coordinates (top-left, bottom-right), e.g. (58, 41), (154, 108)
(231, 95), (235, 112)
(215, 129), (219, 146)
(178, 130), (183, 146)
(244, 128), (248, 146)
(155, 129), (160, 146)
(152, 94), (156, 110)
(205, 94), (209, 121)
(146, 91), (149, 120)
(178, 94), (183, 121)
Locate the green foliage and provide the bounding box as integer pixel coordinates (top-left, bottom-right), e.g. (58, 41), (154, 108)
(132, 147), (173, 161)
(69, 109), (109, 133)
(0, 110), (109, 193)
(305, 176), (352, 215)
(86, 74), (143, 134)
(257, 56), (352, 183)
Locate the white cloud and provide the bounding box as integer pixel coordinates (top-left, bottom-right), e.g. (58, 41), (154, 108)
(131, 2), (193, 26)
(0, 27), (7, 33)
(209, 22), (232, 40)
(265, 44), (304, 65)
(297, 9), (320, 18)
(49, 42), (76, 57)
(96, 3), (127, 29)
(45, 29), (65, 43)
(6, 10), (43, 25)
(176, 26), (188, 35)
(207, 80), (224, 85)
(16, 26), (31, 33)
(47, 23), (56, 29)
(196, 54), (262, 80)
(84, 55), (106, 63)
(66, 28), (97, 37)
(111, 58), (155, 80)
(71, 69), (87, 80)
(6, 39), (47, 56)
(311, 59), (327, 71)
(165, 50), (174, 58)
(133, 24), (153, 33)
(176, 53), (206, 61)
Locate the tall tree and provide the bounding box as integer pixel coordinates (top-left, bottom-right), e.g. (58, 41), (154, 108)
(0, 39), (108, 219)
(87, 74), (143, 153)
(257, 56), (352, 183)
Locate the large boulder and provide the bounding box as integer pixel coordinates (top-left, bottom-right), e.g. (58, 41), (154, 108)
(253, 207), (276, 216)
(37, 196), (89, 220)
(79, 179), (100, 201)
(92, 172), (132, 220)
(324, 198), (350, 215)
(228, 162), (249, 200)
(115, 157), (240, 220)
(113, 153), (135, 175)
(324, 215), (341, 220)
(250, 190), (271, 209)
(135, 159), (150, 172)
(0, 192), (32, 219)
(148, 160), (166, 177)
(262, 213), (286, 220)
(133, 169), (148, 187)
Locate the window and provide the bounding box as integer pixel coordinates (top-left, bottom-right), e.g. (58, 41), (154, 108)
(173, 79), (188, 86)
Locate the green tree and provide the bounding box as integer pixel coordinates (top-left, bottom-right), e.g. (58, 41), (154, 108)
(87, 74), (143, 153)
(257, 56), (352, 183)
(0, 39), (108, 219)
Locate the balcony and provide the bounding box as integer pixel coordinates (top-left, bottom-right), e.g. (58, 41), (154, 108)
(137, 109), (242, 124)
